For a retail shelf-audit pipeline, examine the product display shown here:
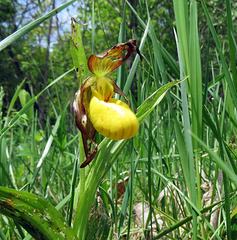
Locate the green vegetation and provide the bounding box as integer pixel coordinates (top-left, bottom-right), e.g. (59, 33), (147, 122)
(0, 0), (237, 239)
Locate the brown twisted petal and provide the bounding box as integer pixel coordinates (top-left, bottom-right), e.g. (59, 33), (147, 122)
(73, 78), (97, 168)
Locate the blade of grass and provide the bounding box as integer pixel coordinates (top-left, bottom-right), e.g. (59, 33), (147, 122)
(67, 152), (79, 226)
(147, 114), (153, 238)
(226, 0), (237, 87)
(0, 229), (7, 240)
(118, 154), (139, 238)
(172, 4), (200, 234)
(0, 0), (76, 51)
(137, 78), (186, 123)
(189, 0), (203, 149)
(126, 144), (135, 240)
(91, 0), (95, 54)
(29, 115), (61, 190)
(173, 0), (189, 75)
(6, 79), (26, 122)
(116, 2), (127, 91)
(123, 18), (150, 95)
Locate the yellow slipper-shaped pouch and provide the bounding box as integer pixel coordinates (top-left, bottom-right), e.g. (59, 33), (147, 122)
(89, 96), (139, 140)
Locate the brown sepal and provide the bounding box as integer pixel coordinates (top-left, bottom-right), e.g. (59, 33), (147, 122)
(73, 78), (98, 168)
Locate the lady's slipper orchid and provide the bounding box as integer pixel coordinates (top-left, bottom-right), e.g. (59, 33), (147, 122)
(73, 40), (142, 168)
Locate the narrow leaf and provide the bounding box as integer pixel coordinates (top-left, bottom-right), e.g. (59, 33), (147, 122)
(0, 0), (76, 51)
(137, 78), (186, 123)
(70, 17), (89, 83)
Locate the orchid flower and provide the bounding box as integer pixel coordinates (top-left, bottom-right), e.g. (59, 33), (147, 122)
(73, 40), (142, 167)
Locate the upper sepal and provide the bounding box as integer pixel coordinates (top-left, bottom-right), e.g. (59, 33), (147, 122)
(88, 39), (142, 76)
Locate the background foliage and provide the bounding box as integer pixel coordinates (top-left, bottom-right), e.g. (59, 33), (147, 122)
(0, 0), (237, 239)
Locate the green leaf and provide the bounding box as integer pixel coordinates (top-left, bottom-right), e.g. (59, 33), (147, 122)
(0, 0), (76, 51)
(18, 89), (33, 121)
(29, 115), (61, 190)
(0, 187), (78, 240)
(137, 78), (186, 123)
(6, 79), (26, 123)
(122, 18), (149, 95)
(70, 18), (89, 84)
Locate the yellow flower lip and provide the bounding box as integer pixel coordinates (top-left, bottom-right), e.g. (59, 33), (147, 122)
(89, 95), (139, 140)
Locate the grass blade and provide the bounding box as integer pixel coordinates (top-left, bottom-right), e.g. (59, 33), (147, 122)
(123, 19), (150, 95)
(226, 0), (237, 87)
(137, 78), (186, 123)
(29, 115), (61, 190)
(118, 155), (139, 238)
(0, 0), (76, 51)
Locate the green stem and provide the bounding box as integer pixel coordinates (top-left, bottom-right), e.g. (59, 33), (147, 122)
(195, 149), (202, 238)
(195, 150), (201, 209)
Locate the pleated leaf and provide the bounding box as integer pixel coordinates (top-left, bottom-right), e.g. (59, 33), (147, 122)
(0, 187), (78, 240)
